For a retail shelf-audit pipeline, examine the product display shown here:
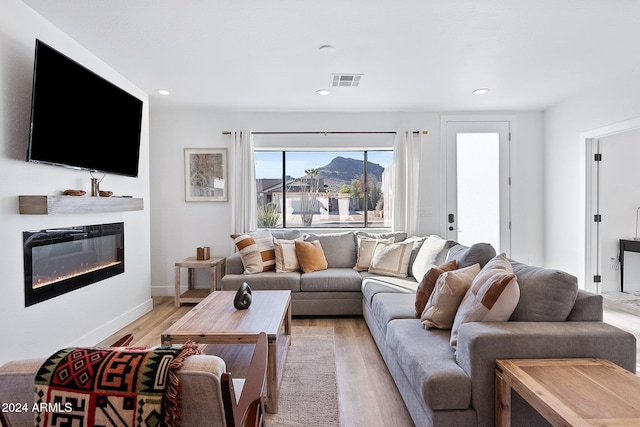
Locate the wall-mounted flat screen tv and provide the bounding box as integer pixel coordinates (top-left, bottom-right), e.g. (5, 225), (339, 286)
(27, 39), (143, 177)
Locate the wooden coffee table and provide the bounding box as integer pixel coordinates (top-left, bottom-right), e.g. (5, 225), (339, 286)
(161, 290), (291, 413)
(496, 358), (640, 427)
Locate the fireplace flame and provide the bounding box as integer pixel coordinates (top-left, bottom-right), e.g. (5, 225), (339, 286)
(32, 261), (122, 289)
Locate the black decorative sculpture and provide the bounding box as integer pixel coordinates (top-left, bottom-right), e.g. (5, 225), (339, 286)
(234, 282), (252, 310)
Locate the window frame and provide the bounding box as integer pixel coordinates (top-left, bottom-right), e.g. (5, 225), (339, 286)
(255, 149), (393, 229)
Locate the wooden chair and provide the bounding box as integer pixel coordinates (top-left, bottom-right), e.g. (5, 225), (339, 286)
(221, 332), (268, 427)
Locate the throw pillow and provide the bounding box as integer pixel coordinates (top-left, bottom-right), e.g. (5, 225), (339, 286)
(414, 259), (457, 317)
(450, 253), (520, 349)
(295, 240), (328, 273)
(230, 230), (275, 274)
(421, 263), (481, 330)
(353, 237), (395, 272)
(411, 235), (456, 281)
(368, 241), (414, 278)
(273, 237), (300, 272)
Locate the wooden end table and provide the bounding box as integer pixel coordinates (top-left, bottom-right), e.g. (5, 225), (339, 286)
(174, 256), (225, 307)
(496, 358), (640, 427)
(161, 290), (292, 414)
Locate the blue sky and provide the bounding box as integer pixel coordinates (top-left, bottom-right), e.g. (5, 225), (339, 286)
(255, 151), (393, 179)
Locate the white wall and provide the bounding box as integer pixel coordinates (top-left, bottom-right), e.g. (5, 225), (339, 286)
(545, 67), (640, 287)
(0, 0), (152, 365)
(149, 109), (544, 295)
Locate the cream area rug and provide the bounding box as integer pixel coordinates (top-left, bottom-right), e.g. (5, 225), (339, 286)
(265, 326), (340, 427)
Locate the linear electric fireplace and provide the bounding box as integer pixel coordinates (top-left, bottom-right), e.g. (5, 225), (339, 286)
(23, 222), (124, 307)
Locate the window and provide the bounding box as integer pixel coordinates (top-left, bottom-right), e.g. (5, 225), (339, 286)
(255, 150), (393, 228)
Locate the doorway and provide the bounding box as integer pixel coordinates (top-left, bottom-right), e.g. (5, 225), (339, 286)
(589, 127), (640, 296)
(444, 121), (511, 254)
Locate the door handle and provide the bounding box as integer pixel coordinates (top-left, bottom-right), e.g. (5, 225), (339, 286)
(448, 226), (461, 232)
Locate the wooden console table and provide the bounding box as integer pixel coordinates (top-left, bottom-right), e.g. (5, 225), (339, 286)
(174, 256), (225, 307)
(495, 358), (640, 427)
(619, 239), (640, 292)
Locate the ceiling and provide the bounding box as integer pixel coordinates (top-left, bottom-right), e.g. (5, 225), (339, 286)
(21, 0), (640, 112)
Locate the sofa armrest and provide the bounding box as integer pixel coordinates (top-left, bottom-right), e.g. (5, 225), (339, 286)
(0, 358), (44, 427)
(226, 252), (244, 275)
(455, 321), (636, 427)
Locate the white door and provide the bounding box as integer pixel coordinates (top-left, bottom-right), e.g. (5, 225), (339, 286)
(445, 121), (511, 254)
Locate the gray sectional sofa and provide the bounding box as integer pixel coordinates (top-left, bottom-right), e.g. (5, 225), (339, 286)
(222, 229), (637, 427)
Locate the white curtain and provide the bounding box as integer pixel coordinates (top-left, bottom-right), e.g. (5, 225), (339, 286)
(231, 130), (257, 233)
(392, 130), (421, 236)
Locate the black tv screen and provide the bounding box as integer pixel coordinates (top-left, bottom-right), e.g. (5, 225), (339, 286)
(27, 40), (143, 177)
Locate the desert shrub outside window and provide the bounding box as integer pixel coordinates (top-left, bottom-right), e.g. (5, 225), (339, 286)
(255, 150), (393, 228)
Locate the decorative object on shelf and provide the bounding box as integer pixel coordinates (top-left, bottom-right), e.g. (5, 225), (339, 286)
(99, 190), (113, 197)
(62, 189), (86, 196)
(184, 148), (228, 202)
(196, 246), (210, 260)
(233, 282), (252, 310)
(90, 172), (105, 197)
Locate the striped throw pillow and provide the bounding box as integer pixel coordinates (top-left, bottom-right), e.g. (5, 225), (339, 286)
(231, 231), (275, 273)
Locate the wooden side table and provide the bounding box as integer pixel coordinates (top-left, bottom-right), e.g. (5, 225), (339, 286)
(495, 358), (640, 427)
(174, 256), (225, 307)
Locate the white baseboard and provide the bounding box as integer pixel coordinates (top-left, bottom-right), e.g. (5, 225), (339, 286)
(72, 298), (154, 346)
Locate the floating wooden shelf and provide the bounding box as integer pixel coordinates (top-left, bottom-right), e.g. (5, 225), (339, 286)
(19, 195), (144, 215)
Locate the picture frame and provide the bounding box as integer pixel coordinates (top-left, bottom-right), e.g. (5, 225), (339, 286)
(184, 148), (228, 202)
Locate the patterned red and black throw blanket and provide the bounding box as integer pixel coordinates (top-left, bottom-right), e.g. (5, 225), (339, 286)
(34, 342), (200, 427)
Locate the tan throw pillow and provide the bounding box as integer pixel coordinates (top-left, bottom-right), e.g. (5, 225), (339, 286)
(414, 259), (457, 317)
(450, 253), (520, 349)
(230, 230), (275, 274)
(354, 237), (394, 271)
(368, 241), (413, 278)
(273, 237), (300, 272)
(421, 264), (481, 330)
(294, 240), (328, 273)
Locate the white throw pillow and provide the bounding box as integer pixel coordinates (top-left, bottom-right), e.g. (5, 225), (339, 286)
(411, 235), (448, 281)
(368, 241), (413, 278)
(354, 237), (394, 271)
(273, 237), (301, 272)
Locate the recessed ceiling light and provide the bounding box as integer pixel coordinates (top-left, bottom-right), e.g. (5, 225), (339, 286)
(319, 45), (336, 54)
(472, 88), (490, 95)
(316, 89), (330, 96)
(156, 89), (170, 96)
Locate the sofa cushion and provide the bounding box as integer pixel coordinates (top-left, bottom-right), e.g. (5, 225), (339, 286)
(386, 319), (471, 410)
(354, 237), (394, 271)
(403, 235), (428, 277)
(446, 242), (496, 269)
(509, 260), (578, 321)
(221, 271), (301, 292)
(369, 241), (413, 278)
(295, 240), (328, 273)
(361, 275), (418, 305)
(371, 293), (418, 334)
(273, 237), (301, 272)
(414, 259), (457, 317)
(300, 268), (362, 292)
(412, 235), (457, 281)
(304, 231), (356, 268)
(421, 264), (481, 330)
(355, 230), (407, 242)
(450, 254), (520, 348)
(230, 230), (275, 273)
(271, 229), (302, 240)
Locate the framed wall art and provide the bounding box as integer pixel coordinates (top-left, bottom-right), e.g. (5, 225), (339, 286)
(184, 148), (228, 201)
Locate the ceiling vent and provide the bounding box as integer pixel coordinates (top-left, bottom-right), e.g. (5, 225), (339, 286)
(330, 74), (363, 87)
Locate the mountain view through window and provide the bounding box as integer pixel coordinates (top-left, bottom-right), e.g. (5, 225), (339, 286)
(255, 150), (393, 228)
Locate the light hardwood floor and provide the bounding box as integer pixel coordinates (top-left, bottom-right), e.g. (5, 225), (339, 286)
(98, 297), (415, 427)
(98, 297), (640, 427)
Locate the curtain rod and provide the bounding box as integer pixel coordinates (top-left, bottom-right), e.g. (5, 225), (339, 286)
(221, 130), (427, 135)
